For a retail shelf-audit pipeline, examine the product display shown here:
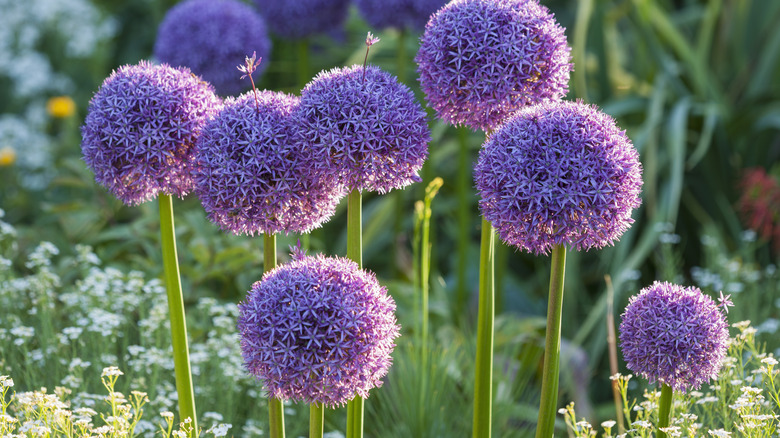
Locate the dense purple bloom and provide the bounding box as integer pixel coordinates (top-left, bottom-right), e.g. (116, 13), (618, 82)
(295, 65), (430, 194)
(356, 0), (447, 31)
(415, 0), (572, 131)
(237, 250), (400, 407)
(154, 0), (271, 96)
(194, 91), (344, 235)
(619, 281), (729, 392)
(474, 100), (642, 255)
(253, 0), (350, 40)
(81, 61), (221, 206)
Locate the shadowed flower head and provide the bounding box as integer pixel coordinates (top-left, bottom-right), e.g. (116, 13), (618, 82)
(619, 281), (729, 392)
(415, 0), (572, 131)
(154, 0), (271, 96)
(253, 0), (351, 39)
(194, 90), (344, 235)
(295, 65), (430, 194)
(81, 61), (221, 206)
(356, 0), (447, 31)
(474, 100), (642, 255)
(237, 251), (400, 407)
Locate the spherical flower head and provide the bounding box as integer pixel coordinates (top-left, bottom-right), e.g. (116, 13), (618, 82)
(619, 281), (730, 392)
(237, 251), (400, 407)
(356, 0), (447, 31)
(81, 61), (221, 206)
(194, 90), (343, 235)
(415, 0), (572, 131)
(253, 0), (351, 40)
(295, 65), (430, 194)
(154, 0), (271, 96)
(474, 100), (643, 255)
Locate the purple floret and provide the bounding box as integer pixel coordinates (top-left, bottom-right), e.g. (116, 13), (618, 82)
(619, 281), (730, 392)
(194, 90), (344, 235)
(295, 65), (430, 194)
(253, 0), (351, 40)
(154, 0), (271, 96)
(356, 0), (447, 31)
(474, 100), (643, 255)
(237, 251), (400, 407)
(81, 61), (221, 206)
(415, 0), (572, 131)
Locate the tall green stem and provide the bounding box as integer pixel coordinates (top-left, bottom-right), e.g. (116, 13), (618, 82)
(158, 194), (198, 437)
(264, 233), (285, 438)
(455, 127), (470, 323)
(656, 384), (674, 438)
(535, 244), (567, 438)
(346, 189), (364, 438)
(472, 218), (495, 438)
(298, 40), (310, 90)
(310, 403), (324, 438)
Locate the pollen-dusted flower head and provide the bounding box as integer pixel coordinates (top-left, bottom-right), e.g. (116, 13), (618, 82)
(356, 0), (447, 31)
(237, 250), (400, 407)
(253, 0), (351, 39)
(194, 90), (343, 235)
(295, 65), (430, 194)
(81, 61), (221, 206)
(619, 281), (730, 392)
(474, 100), (642, 255)
(415, 0), (572, 131)
(154, 0), (271, 96)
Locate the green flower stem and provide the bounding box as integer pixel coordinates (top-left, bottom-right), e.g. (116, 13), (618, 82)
(472, 218), (495, 438)
(535, 244), (567, 438)
(264, 233), (285, 438)
(158, 194), (198, 437)
(298, 40), (310, 90)
(455, 127), (470, 323)
(657, 384), (673, 438)
(346, 188), (364, 438)
(310, 403), (324, 438)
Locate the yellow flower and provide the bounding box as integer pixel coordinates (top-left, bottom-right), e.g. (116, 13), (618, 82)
(0, 146), (16, 166)
(47, 96), (76, 118)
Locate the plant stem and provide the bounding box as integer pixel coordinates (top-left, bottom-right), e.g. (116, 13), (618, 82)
(657, 384), (673, 438)
(455, 127), (470, 324)
(298, 40), (310, 90)
(158, 194), (198, 437)
(535, 244), (567, 438)
(264, 233), (285, 438)
(346, 188), (364, 438)
(472, 218), (495, 438)
(310, 403), (324, 438)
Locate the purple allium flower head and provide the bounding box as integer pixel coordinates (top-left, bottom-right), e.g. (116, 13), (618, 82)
(619, 281), (730, 392)
(295, 65), (430, 194)
(253, 0), (351, 40)
(81, 61), (221, 206)
(194, 90), (344, 235)
(415, 0), (572, 131)
(154, 0), (271, 96)
(237, 251), (400, 407)
(356, 0), (447, 31)
(474, 100), (643, 255)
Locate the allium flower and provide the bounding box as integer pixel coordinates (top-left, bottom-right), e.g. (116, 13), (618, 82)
(194, 90), (343, 235)
(81, 61), (221, 206)
(253, 0), (351, 40)
(474, 100), (643, 255)
(295, 65), (430, 193)
(237, 250), (400, 407)
(619, 281), (730, 392)
(154, 0), (271, 96)
(356, 0), (447, 31)
(415, 0), (572, 131)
